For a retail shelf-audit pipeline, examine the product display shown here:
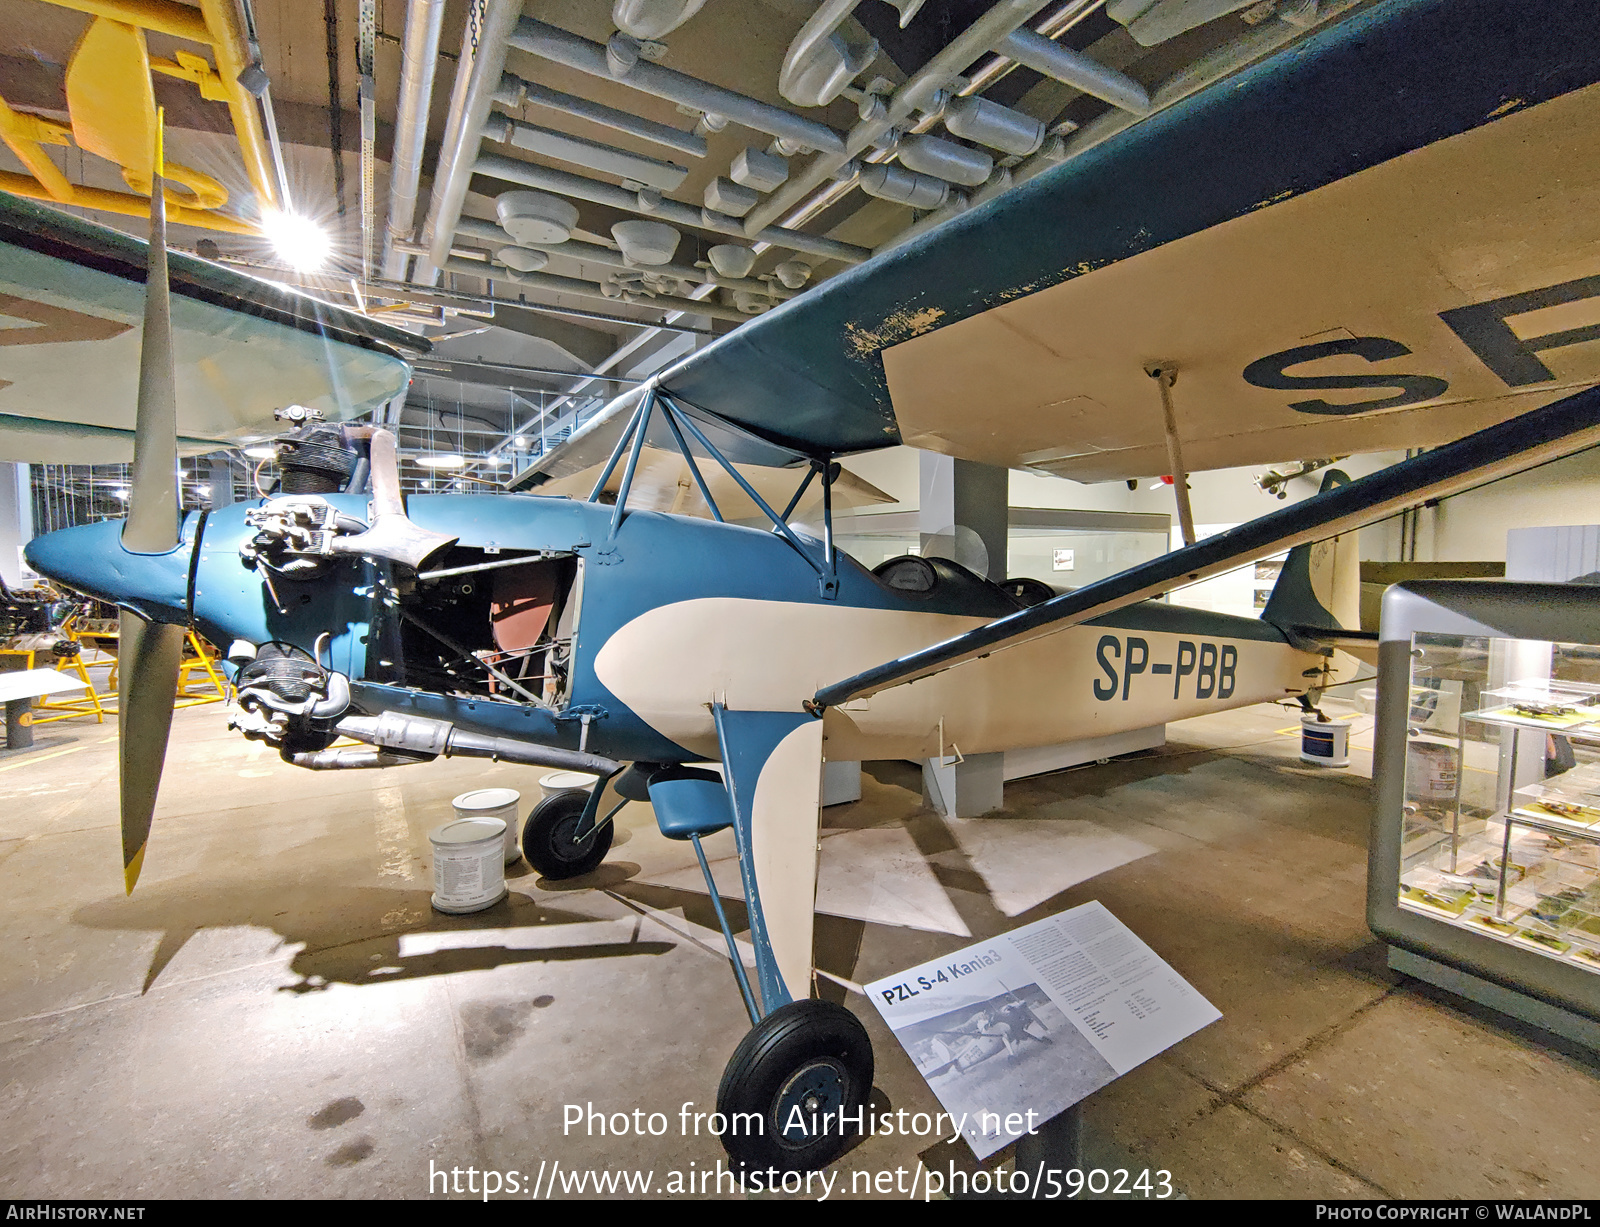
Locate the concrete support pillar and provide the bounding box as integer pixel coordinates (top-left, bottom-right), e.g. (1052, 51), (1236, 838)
(919, 451), (1008, 817)
(0, 463), (34, 588)
(918, 452), (1008, 581)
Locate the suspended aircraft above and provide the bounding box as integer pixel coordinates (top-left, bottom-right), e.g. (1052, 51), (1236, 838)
(18, 0), (1600, 1180)
(0, 194), (422, 463)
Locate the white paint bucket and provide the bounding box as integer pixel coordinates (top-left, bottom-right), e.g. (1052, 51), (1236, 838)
(429, 817), (508, 914)
(1407, 739), (1459, 800)
(539, 770), (597, 800)
(1300, 716), (1350, 767)
(452, 788), (522, 864)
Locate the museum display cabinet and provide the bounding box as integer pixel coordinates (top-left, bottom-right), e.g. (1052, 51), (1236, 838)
(1371, 581), (1600, 1022)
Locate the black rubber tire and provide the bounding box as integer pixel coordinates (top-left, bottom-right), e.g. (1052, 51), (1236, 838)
(521, 791), (613, 879)
(715, 999), (874, 1173)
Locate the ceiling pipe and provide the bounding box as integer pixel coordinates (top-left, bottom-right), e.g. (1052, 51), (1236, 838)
(996, 26), (1150, 113)
(482, 112), (689, 191)
(362, 276), (716, 334)
(453, 217), (795, 297)
(473, 152), (871, 264)
(420, 0), (522, 282)
(507, 18), (847, 155)
(1013, 2), (1348, 183)
(767, 0), (1100, 238)
(491, 0), (1091, 469)
(439, 257), (753, 323)
(740, 0), (1054, 237)
(496, 74), (709, 159)
(381, 0), (447, 281)
(778, 0), (878, 109)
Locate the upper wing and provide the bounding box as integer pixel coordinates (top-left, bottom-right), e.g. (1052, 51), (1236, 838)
(529, 0), (1600, 481)
(0, 194), (424, 462)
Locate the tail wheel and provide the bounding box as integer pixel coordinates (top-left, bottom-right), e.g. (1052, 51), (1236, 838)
(521, 791), (612, 879)
(716, 999), (873, 1173)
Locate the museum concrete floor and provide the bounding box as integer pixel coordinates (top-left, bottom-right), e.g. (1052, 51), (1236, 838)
(3, 695), (1599, 1200)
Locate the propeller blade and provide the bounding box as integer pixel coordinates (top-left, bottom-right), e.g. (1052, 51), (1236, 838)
(122, 112), (179, 556)
(118, 110), (183, 894)
(117, 611), (184, 893)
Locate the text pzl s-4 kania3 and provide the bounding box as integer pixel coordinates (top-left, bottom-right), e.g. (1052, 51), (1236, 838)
(13, 0), (1600, 1173)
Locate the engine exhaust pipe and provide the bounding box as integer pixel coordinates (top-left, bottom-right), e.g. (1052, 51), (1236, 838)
(335, 711), (621, 775)
(332, 428), (459, 571)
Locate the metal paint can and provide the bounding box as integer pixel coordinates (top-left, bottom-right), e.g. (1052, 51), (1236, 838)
(429, 817), (508, 914)
(539, 770), (597, 800)
(1407, 739), (1459, 799)
(452, 788), (522, 864)
(1300, 716), (1350, 767)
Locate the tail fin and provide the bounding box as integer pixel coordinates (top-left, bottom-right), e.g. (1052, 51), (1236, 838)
(1262, 470), (1360, 634)
(1262, 470), (1372, 675)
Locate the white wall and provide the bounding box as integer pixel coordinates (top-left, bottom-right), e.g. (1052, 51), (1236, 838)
(842, 440), (1600, 570)
(1426, 446), (1600, 562)
(0, 463), (33, 588)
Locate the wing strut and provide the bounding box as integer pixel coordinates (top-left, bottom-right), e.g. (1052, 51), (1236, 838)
(814, 384), (1600, 709)
(1148, 363), (1196, 546)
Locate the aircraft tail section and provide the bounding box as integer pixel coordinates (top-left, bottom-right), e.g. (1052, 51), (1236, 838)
(1261, 470), (1372, 675)
(1261, 470), (1360, 637)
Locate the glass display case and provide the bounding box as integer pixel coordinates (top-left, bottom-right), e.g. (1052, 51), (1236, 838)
(1372, 581), (1600, 1022)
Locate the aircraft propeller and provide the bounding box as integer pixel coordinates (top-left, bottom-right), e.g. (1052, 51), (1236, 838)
(116, 112), (186, 894)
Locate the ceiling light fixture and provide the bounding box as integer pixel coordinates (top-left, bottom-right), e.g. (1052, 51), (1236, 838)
(261, 209), (332, 273)
(416, 453), (466, 469)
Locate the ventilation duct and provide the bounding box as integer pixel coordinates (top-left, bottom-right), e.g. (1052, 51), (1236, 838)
(732, 289), (777, 315)
(777, 0), (926, 109)
(380, 0), (446, 280)
(943, 95), (1044, 156)
(708, 244), (757, 279)
(497, 246), (549, 273)
(485, 113), (689, 192)
(612, 219), (681, 265)
(779, 0), (878, 109)
(704, 177), (762, 218)
(475, 152), (872, 264)
(613, 0), (709, 40)
(496, 191), (579, 244)
(773, 260), (811, 289)
(499, 75), (709, 159)
(858, 163), (948, 210)
(1109, 0), (1267, 46)
(510, 19), (847, 155)
(896, 134), (993, 187)
(996, 27), (1151, 113)
(730, 146), (789, 192)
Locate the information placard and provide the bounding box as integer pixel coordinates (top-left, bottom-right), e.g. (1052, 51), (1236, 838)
(865, 900), (1220, 1159)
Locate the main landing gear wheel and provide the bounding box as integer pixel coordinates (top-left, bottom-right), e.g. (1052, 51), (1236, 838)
(521, 791), (612, 879)
(716, 999), (874, 1173)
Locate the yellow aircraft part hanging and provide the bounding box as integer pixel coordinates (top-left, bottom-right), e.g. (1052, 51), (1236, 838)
(0, 97), (76, 203)
(63, 17), (227, 210)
